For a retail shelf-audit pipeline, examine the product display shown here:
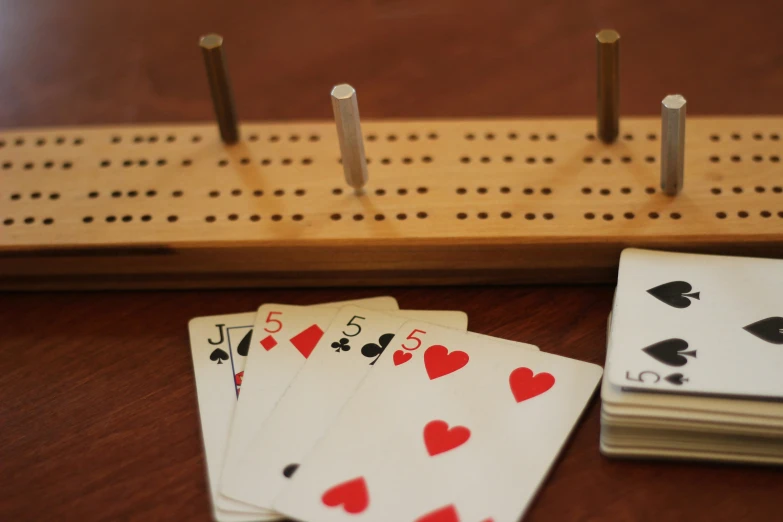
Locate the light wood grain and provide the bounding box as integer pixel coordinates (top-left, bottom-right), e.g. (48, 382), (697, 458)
(1, 118), (782, 288)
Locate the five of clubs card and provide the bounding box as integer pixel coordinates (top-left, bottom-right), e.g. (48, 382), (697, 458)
(190, 247), (782, 522)
(189, 296), (602, 521)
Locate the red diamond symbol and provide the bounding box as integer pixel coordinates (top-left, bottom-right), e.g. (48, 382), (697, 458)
(260, 335), (278, 351)
(290, 324), (324, 359)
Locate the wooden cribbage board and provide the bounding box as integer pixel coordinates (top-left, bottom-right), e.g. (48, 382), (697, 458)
(1, 117), (782, 290)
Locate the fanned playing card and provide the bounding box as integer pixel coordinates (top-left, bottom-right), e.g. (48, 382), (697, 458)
(607, 249), (783, 399)
(188, 312), (279, 521)
(273, 322), (602, 522)
(218, 297), (398, 508)
(233, 307), (468, 510)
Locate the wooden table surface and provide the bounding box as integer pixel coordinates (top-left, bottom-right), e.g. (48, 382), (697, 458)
(1, 1), (782, 521)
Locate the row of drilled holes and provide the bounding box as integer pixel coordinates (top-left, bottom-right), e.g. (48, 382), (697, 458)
(457, 187), (553, 195)
(585, 211), (681, 221)
(456, 211), (554, 220)
(9, 211), (783, 227)
(586, 132), (658, 141)
(80, 214), (305, 224)
(9, 192), (60, 201)
(708, 155), (780, 163)
(97, 158), (316, 168)
(1, 161), (73, 170)
(339, 156), (433, 165)
(711, 186), (783, 195)
(584, 156), (655, 164)
(12, 184), (783, 202)
(716, 210), (783, 219)
(460, 155), (555, 164)
(583, 186), (657, 195)
(83, 214), (178, 223)
(5, 154), (777, 171)
(9, 187), (435, 200)
(6, 130), (780, 148)
(0, 137), (82, 147)
(710, 133), (780, 142)
(332, 212), (428, 221)
(584, 211), (783, 220)
(2, 217), (54, 225)
(466, 132), (559, 141)
(108, 132), (441, 144)
(472, 132), (661, 142)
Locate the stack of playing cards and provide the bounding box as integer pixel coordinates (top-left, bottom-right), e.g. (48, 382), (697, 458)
(189, 296), (602, 521)
(601, 249), (783, 465)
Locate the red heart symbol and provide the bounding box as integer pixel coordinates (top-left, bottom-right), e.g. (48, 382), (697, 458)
(415, 504), (459, 522)
(321, 476), (369, 514)
(423, 420), (470, 456)
(509, 367), (555, 403)
(393, 350), (412, 366)
(424, 345), (469, 380)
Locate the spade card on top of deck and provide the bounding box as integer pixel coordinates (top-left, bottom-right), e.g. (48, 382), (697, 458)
(273, 323), (602, 522)
(607, 248), (783, 399)
(219, 297), (398, 507)
(231, 306), (468, 510)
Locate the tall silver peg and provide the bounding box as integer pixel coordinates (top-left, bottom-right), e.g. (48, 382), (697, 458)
(331, 84), (368, 193)
(660, 94), (686, 196)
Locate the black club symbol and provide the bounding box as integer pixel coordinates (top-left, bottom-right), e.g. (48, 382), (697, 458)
(331, 338), (351, 352)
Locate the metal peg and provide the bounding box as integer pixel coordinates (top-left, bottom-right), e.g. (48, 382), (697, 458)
(200, 34), (239, 144)
(331, 84), (368, 193)
(596, 29), (620, 144)
(660, 94), (686, 196)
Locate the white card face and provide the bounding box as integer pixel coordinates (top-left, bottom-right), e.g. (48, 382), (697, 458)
(236, 307), (468, 509)
(188, 312), (279, 521)
(273, 323), (602, 522)
(603, 315), (783, 423)
(607, 248), (783, 398)
(219, 297), (398, 508)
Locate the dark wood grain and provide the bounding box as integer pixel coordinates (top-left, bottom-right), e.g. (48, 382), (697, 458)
(1, 1), (782, 521)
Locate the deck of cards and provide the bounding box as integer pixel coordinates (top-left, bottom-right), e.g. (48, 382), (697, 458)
(601, 249), (783, 464)
(189, 296), (602, 521)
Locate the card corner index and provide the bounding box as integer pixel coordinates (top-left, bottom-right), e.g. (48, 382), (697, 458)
(605, 362), (631, 389)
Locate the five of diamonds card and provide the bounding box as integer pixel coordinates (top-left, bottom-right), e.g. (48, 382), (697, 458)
(189, 296), (602, 521)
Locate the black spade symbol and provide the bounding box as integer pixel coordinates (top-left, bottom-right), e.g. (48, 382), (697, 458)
(743, 317), (783, 345)
(282, 463), (299, 478)
(209, 348), (229, 364)
(665, 373), (688, 385)
(236, 329), (253, 356)
(642, 338), (697, 367)
(647, 281), (700, 309)
(361, 333), (395, 365)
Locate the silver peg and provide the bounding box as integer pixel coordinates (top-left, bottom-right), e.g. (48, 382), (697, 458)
(660, 94), (686, 196)
(331, 84), (368, 193)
